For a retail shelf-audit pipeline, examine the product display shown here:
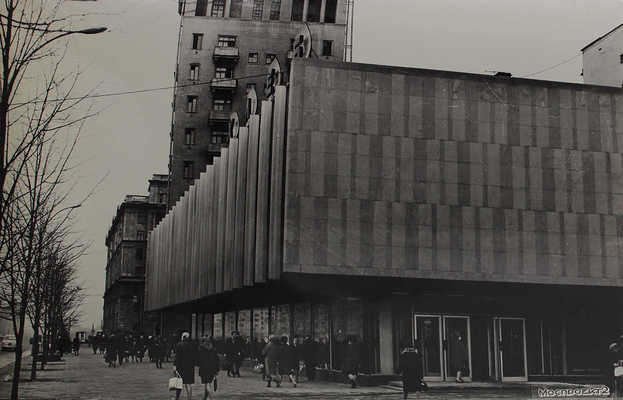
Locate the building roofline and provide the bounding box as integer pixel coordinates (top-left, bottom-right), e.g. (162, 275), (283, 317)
(293, 58), (623, 93)
(581, 23), (623, 52)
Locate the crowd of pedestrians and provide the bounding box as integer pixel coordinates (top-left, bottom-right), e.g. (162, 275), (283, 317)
(86, 330), (426, 399)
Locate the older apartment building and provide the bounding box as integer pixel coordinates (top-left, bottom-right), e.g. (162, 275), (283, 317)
(582, 23), (623, 87)
(103, 175), (168, 332)
(168, 0), (348, 205)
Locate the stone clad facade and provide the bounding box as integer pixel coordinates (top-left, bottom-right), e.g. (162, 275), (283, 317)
(147, 59), (623, 381)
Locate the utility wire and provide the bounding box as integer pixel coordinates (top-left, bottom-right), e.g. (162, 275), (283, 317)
(521, 53), (581, 78)
(9, 72), (270, 108)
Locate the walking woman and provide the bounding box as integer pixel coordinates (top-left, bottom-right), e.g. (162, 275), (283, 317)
(197, 337), (219, 400)
(262, 335), (282, 388)
(174, 332), (197, 400)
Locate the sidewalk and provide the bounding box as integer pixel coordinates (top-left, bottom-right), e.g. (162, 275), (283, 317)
(0, 351), (539, 399)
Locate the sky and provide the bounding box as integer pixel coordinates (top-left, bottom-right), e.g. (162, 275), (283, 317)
(45, 0), (623, 331)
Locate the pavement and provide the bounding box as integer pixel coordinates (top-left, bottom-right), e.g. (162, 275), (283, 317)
(0, 349), (597, 399)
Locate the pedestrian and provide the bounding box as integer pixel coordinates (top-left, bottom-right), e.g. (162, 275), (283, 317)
(449, 330), (468, 383)
(72, 334), (80, 356)
(154, 336), (165, 368)
(197, 337), (219, 400)
(174, 332), (197, 400)
(317, 337), (329, 369)
(398, 343), (425, 399)
(278, 336), (298, 387)
(301, 336), (318, 381)
(262, 335), (282, 388)
(342, 335), (361, 388)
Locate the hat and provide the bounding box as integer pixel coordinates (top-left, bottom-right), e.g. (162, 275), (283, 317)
(181, 332), (190, 340)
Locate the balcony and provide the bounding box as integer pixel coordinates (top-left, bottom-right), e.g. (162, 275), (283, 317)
(213, 46), (239, 62)
(207, 144), (222, 156)
(208, 110), (231, 127)
(210, 78), (237, 94)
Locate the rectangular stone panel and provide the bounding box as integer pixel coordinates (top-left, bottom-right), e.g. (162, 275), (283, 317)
(255, 101), (273, 283)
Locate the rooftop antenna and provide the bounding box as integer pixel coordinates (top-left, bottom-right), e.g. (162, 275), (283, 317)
(344, 0), (354, 62)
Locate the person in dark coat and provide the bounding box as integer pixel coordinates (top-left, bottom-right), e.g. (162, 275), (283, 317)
(262, 335), (282, 387)
(198, 337), (219, 400)
(278, 336), (298, 387)
(174, 332), (197, 400)
(225, 331), (244, 377)
(398, 343), (425, 399)
(301, 336), (318, 381)
(153, 336), (165, 368)
(342, 335), (361, 388)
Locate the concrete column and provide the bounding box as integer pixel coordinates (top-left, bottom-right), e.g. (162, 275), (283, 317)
(302, 0), (309, 21)
(319, 0), (326, 22)
(379, 302), (394, 374)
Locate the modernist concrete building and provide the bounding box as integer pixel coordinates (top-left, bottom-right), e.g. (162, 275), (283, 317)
(582, 23), (623, 87)
(168, 0), (348, 205)
(103, 176), (168, 332)
(147, 58), (623, 382)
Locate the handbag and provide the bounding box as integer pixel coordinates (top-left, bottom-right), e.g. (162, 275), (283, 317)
(168, 370), (183, 391)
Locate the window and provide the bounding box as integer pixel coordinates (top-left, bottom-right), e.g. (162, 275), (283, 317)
(195, 0), (207, 15)
(190, 64), (199, 81)
(217, 35), (236, 48)
(291, 0), (304, 21)
(192, 33), (203, 50)
(215, 66), (231, 79)
(324, 0), (337, 23)
(252, 0), (264, 20)
(229, 0), (243, 17)
(159, 193), (167, 204)
(269, 0), (281, 20)
(137, 213), (147, 225)
(322, 40), (333, 57)
(183, 161), (194, 179)
(211, 0), (225, 16)
(136, 230), (146, 241)
(265, 53), (276, 64)
(248, 52), (259, 64)
(307, 0), (321, 22)
(213, 98), (232, 111)
(620, 53), (623, 64)
(136, 247), (144, 260)
(187, 96), (198, 113)
(184, 128), (196, 146)
(211, 136), (228, 144)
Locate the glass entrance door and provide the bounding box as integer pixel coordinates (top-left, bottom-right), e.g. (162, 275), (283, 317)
(443, 316), (472, 382)
(498, 318), (528, 382)
(414, 315), (443, 381)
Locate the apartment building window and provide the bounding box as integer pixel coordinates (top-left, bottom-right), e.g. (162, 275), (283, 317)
(192, 33), (203, 50)
(136, 247), (144, 260)
(229, 0), (243, 18)
(265, 53), (276, 64)
(322, 40), (333, 57)
(159, 193), (167, 204)
(137, 212), (148, 225)
(307, 0), (321, 22)
(620, 53), (623, 64)
(195, 0), (207, 15)
(185, 128), (196, 146)
(137, 230), (146, 240)
(187, 96), (198, 113)
(291, 0), (304, 21)
(324, 0), (337, 23)
(213, 98), (232, 111)
(211, 135), (228, 144)
(252, 0), (264, 20)
(190, 64), (200, 81)
(215, 66), (232, 79)
(248, 52), (259, 64)
(211, 0), (225, 17)
(217, 35), (236, 47)
(183, 161), (194, 179)
(269, 0), (281, 20)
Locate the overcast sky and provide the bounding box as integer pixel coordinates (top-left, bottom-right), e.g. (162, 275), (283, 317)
(53, 0), (623, 331)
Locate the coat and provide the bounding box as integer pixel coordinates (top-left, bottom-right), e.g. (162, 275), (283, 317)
(197, 345), (219, 381)
(399, 349), (424, 392)
(174, 340), (197, 384)
(262, 341), (281, 376)
(279, 344), (297, 374)
(341, 343), (360, 375)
